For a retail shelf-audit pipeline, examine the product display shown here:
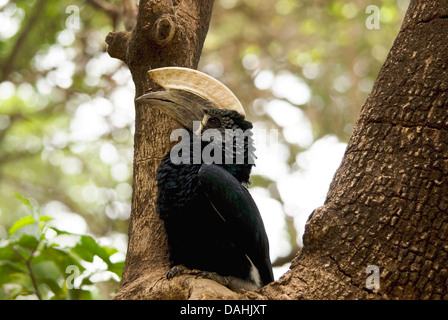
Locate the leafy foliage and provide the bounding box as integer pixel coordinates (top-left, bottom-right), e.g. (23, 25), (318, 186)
(0, 195), (123, 300)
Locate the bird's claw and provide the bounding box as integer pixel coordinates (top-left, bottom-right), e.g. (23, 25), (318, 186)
(167, 266), (231, 287)
(195, 270), (230, 286)
(166, 265), (189, 280)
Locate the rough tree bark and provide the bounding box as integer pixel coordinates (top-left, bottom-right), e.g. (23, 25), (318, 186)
(108, 0), (448, 299)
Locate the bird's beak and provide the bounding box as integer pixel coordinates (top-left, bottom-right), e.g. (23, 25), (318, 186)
(135, 67), (246, 132)
(136, 89), (209, 131)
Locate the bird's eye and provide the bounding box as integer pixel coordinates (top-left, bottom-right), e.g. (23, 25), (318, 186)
(207, 117), (221, 128)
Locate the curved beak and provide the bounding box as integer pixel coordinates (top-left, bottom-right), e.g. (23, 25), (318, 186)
(136, 89), (214, 131)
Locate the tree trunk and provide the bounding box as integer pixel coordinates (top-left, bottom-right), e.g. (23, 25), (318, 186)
(106, 0), (221, 299)
(110, 0), (448, 300)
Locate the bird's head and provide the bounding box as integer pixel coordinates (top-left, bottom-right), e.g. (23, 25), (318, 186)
(137, 67), (255, 182)
(135, 67), (247, 132)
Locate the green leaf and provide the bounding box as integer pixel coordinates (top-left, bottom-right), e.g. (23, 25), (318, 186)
(67, 288), (93, 300)
(38, 216), (53, 231)
(103, 246), (118, 257)
(72, 235), (111, 264)
(0, 262), (27, 285)
(108, 261), (125, 278)
(17, 234), (39, 250)
(72, 241), (94, 263)
(32, 260), (62, 286)
(33, 247), (85, 274)
(1, 271), (33, 293)
(8, 215), (53, 235)
(39, 277), (64, 298)
(47, 226), (71, 236)
(9, 216), (35, 235)
(14, 193), (32, 208)
(0, 244), (21, 262)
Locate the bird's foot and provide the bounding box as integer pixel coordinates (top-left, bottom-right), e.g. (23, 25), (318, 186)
(166, 265), (189, 280)
(166, 265), (231, 288)
(195, 270), (230, 287)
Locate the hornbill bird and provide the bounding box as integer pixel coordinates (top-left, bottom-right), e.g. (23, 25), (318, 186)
(136, 67), (274, 290)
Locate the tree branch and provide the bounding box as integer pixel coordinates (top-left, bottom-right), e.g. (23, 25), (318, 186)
(105, 31), (130, 63)
(109, 0), (216, 299)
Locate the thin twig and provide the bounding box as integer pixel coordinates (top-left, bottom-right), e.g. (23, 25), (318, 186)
(272, 248), (301, 267)
(25, 259), (42, 300)
(271, 213), (301, 267)
(11, 246), (42, 300)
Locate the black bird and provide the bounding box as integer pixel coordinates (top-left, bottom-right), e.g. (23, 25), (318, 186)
(136, 67), (274, 290)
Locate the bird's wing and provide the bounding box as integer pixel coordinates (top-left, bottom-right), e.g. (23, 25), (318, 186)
(197, 164), (274, 286)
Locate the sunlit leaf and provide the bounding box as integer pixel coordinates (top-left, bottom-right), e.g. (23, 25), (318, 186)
(9, 215), (53, 235)
(8, 216), (35, 235)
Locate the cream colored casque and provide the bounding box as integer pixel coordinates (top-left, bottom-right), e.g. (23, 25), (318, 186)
(136, 67), (246, 118)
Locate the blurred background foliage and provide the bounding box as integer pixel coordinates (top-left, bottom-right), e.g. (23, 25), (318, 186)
(0, 0), (408, 299)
